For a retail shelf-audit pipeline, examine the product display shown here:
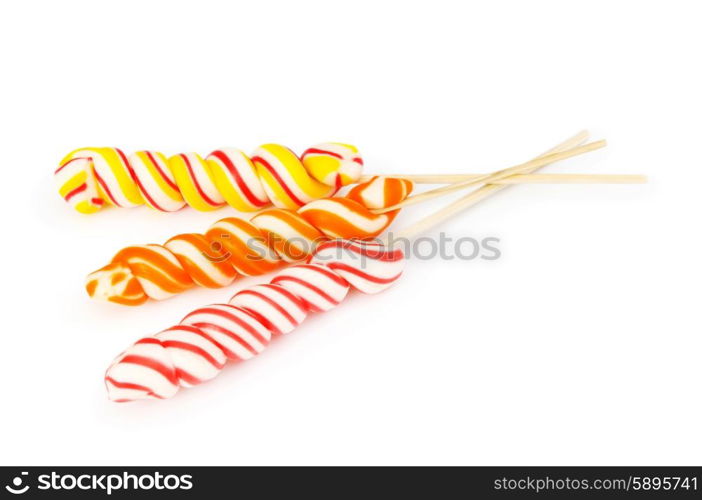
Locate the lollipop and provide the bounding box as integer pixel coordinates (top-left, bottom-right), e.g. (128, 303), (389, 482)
(56, 141), (645, 215)
(56, 143), (363, 214)
(86, 176), (413, 305)
(105, 240), (403, 401)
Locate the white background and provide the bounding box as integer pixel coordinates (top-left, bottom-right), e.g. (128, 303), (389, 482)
(0, 0), (699, 465)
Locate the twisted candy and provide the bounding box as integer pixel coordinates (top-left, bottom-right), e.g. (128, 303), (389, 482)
(55, 143), (363, 214)
(86, 176), (413, 305)
(105, 239), (405, 402)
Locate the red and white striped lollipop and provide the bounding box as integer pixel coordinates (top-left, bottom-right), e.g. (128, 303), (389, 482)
(311, 239), (405, 294)
(271, 263), (350, 313)
(104, 239), (405, 402)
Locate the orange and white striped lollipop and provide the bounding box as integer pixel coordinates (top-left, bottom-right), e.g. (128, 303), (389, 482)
(86, 177), (413, 305)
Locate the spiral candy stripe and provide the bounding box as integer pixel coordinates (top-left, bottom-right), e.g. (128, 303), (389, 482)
(55, 147), (142, 213)
(298, 198), (394, 239)
(86, 176), (413, 305)
(105, 239), (405, 402)
(205, 218), (282, 277)
(180, 304), (271, 361)
(128, 151), (184, 212)
(164, 234), (237, 289)
(229, 284), (308, 335)
(56, 143), (364, 214)
(168, 153), (225, 211)
(153, 325), (227, 388)
(249, 208), (325, 262)
(346, 175), (413, 209)
(311, 240), (406, 294)
(207, 148), (268, 210)
(299, 142), (363, 188)
(270, 263), (349, 313)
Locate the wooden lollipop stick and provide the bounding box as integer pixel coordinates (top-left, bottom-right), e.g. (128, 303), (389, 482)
(372, 138), (606, 215)
(387, 130), (592, 242)
(360, 173), (646, 184)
